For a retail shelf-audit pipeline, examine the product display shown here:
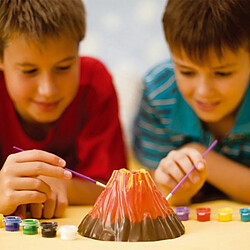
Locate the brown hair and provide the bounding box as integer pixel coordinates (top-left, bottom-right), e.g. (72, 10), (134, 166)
(163, 0), (250, 63)
(0, 0), (86, 60)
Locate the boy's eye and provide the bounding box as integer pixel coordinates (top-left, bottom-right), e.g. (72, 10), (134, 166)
(180, 71), (194, 76)
(215, 71), (232, 77)
(56, 65), (71, 71)
(22, 69), (38, 74)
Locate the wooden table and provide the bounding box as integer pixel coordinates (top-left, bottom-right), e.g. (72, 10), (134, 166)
(0, 200), (249, 250)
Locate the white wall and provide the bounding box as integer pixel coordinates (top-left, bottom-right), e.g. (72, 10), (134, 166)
(80, 0), (171, 147)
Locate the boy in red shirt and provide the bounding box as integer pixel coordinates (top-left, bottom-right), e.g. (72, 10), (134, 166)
(0, 0), (126, 218)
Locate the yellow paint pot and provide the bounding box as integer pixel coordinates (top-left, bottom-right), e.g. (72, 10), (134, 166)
(218, 207), (233, 222)
(0, 214), (4, 228)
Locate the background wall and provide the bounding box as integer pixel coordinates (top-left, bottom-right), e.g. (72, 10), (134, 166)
(80, 0), (171, 147)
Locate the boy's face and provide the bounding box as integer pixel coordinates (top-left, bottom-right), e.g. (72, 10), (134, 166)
(0, 35), (79, 124)
(172, 48), (250, 124)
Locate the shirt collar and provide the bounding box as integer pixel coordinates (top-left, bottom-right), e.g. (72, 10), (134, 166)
(232, 80), (250, 134)
(169, 89), (203, 138)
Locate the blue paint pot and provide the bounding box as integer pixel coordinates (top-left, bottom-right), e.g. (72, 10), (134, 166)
(239, 207), (250, 222)
(3, 216), (22, 231)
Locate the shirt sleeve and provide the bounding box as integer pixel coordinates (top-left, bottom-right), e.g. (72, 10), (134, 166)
(133, 72), (176, 169)
(75, 60), (127, 181)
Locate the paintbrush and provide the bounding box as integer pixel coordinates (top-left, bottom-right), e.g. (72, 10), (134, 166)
(13, 146), (106, 188)
(166, 139), (218, 200)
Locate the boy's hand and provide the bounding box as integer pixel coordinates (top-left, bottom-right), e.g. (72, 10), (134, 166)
(154, 147), (207, 203)
(0, 150), (72, 215)
(30, 176), (69, 219)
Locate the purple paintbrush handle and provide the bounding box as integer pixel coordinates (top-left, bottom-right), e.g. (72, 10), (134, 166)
(65, 168), (96, 184)
(170, 166), (195, 195)
(167, 139), (218, 199)
(13, 146), (24, 152)
(65, 168), (106, 188)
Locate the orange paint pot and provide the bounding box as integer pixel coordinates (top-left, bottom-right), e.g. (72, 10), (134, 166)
(196, 207), (211, 222)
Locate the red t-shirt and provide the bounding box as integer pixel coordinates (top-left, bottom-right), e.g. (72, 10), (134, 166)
(0, 56), (127, 181)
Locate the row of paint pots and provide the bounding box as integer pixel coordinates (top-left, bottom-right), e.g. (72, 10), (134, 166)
(175, 207), (250, 222)
(0, 216), (78, 240)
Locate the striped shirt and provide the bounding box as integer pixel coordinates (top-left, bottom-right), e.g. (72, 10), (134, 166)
(133, 60), (250, 169)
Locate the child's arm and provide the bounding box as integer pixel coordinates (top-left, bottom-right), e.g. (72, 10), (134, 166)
(0, 150), (72, 216)
(189, 143), (250, 204)
(153, 142), (250, 205)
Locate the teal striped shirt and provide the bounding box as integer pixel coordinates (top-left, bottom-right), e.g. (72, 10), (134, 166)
(133, 60), (250, 169)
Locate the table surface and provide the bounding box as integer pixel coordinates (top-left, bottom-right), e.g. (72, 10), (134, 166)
(0, 200), (249, 250)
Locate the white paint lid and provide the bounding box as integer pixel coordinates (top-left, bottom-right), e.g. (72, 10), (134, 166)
(58, 225), (78, 240)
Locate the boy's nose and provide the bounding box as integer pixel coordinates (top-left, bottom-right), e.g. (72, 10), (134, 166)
(196, 77), (214, 97)
(38, 74), (58, 97)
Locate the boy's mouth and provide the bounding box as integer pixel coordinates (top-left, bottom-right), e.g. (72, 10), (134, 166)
(195, 100), (220, 111)
(33, 100), (61, 111)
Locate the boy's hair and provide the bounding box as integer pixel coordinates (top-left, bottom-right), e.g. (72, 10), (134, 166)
(163, 0), (250, 63)
(0, 0), (86, 60)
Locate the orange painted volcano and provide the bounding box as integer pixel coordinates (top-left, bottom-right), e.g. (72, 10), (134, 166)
(78, 169), (185, 241)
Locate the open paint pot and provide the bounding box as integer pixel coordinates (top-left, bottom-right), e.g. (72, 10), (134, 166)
(0, 214), (4, 228)
(175, 206), (190, 221)
(21, 219), (39, 235)
(40, 222), (58, 238)
(218, 207), (232, 222)
(3, 216), (21, 231)
(196, 207), (211, 222)
(239, 207), (250, 222)
(58, 225), (78, 240)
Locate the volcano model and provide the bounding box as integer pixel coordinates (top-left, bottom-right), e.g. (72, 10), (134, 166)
(78, 169), (185, 241)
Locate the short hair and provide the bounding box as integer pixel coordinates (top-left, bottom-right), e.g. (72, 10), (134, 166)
(0, 0), (86, 60)
(163, 0), (250, 63)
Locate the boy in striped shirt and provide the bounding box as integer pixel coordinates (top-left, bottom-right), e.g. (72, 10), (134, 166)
(133, 0), (250, 205)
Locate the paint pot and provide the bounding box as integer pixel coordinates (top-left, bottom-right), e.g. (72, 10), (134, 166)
(218, 207), (233, 222)
(20, 219), (39, 235)
(175, 207), (190, 221)
(196, 207), (211, 222)
(0, 214), (4, 228)
(3, 216), (21, 231)
(40, 222), (58, 238)
(239, 207), (250, 222)
(58, 225), (78, 240)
